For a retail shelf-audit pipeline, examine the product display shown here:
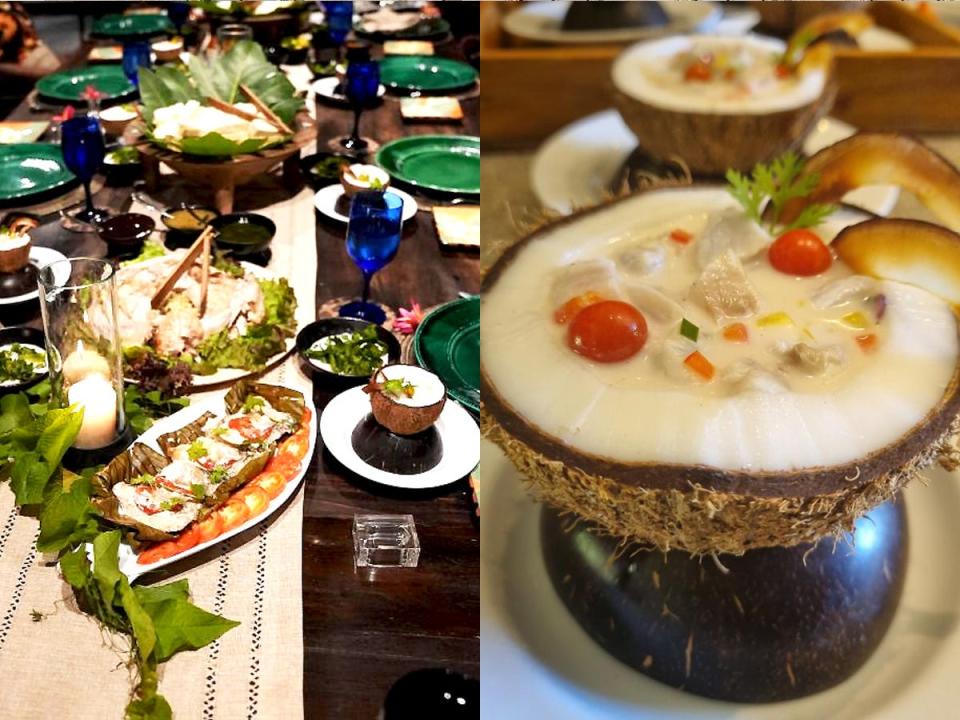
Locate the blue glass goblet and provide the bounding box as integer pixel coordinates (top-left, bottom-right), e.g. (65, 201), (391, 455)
(323, 1), (354, 47)
(61, 115), (110, 226)
(340, 191), (403, 324)
(122, 39), (152, 87)
(341, 57), (380, 152)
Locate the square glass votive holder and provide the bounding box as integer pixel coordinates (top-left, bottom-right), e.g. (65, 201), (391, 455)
(353, 514), (420, 569)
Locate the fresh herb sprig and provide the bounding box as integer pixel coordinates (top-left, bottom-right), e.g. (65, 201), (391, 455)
(0, 343), (45, 383)
(725, 152), (836, 235)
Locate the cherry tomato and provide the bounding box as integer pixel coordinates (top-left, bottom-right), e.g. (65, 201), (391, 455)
(554, 291), (605, 324)
(567, 300), (648, 363)
(684, 61), (712, 82)
(768, 229), (832, 276)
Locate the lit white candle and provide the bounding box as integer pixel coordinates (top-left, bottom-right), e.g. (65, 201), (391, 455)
(67, 374), (118, 449)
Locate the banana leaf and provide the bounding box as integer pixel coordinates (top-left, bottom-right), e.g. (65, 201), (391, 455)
(156, 411), (216, 457)
(155, 409), (274, 507)
(138, 40), (305, 157)
(92, 443), (182, 544)
(224, 380), (306, 425)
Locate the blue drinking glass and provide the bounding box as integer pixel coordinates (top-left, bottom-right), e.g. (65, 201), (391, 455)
(324, 1), (354, 47)
(340, 191), (403, 324)
(342, 58), (380, 152)
(60, 115), (109, 225)
(122, 39), (152, 87)
(167, 1), (190, 30)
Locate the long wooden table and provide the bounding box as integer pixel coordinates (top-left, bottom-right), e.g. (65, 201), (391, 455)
(0, 39), (479, 720)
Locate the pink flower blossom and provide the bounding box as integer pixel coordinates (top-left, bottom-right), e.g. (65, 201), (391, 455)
(394, 300), (425, 335)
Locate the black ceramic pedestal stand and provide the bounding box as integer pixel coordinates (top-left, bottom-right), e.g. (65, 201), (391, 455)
(541, 500), (907, 702)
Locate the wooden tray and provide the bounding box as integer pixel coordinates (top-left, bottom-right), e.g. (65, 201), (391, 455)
(480, 2), (960, 149)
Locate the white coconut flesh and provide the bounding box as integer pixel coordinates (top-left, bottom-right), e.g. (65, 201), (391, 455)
(482, 188), (959, 473)
(612, 34), (827, 115)
(377, 364), (446, 408)
(344, 164), (390, 188)
(0, 232), (30, 251)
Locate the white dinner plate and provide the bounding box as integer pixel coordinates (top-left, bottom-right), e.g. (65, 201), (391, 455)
(0, 246), (67, 306)
(311, 76), (387, 105)
(109, 388), (316, 581)
(313, 185), (418, 224)
(502, 1), (721, 45)
(480, 439), (960, 719)
(320, 385), (479, 490)
(530, 110), (901, 218)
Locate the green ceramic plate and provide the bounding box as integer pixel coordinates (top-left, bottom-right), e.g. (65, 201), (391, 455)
(413, 296), (479, 414)
(92, 13), (173, 38)
(0, 144), (77, 204)
(378, 55), (477, 93)
(36, 65), (136, 103)
(376, 135), (479, 194)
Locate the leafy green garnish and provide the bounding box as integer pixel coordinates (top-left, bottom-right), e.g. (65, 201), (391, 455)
(212, 251), (244, 277)
(106, 146), (139, 165)
(158, 498), (184, 512)
(130, 473), (156, 486)
(382, 378), (415, 399)
(304, 325), (388, 376)
(195, 278), (297, 371)
(187, 439), (207, 461)
(124, 385), (190, 436)
(122, 240), (167, 266)
(725, 152), (837, 235)
(679, 318), (699, 343)
(0, 343), (45, 383)
(242, 395), (266, 412)
(189, 483), (206, 501)
(208, 467), (229, 484)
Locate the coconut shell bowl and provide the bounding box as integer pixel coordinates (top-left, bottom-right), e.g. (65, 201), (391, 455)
(137, 112), (317, 215)
(481, 133), (960, 702)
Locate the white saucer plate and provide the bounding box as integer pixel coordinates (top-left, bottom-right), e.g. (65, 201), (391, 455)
(313, 185), (418, 224)
(0, 246), (68, 306)
(531, 111), (901, 218)
(320, 385), (479, 490)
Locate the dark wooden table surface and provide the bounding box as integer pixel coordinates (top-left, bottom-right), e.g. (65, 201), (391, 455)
(0, 37), (480, 720)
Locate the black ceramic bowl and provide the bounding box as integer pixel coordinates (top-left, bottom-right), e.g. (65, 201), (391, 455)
(160, 204), (220, 248)
(300, 152), (354, 190)
(296, 317), (401, 385)
(103, 147), (142, 186)
(0, 326), (48, 395)
(210, 212), (277, 257)
(97, 213), (156, 257)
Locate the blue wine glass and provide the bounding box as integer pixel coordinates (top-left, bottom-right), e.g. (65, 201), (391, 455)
(167, 1), (190, 30)
(60, 115), (110, 225)
(340, 191), (403, 324)
(122, 39), (152, 87)
(324, 1), (354, 47)
(342, 57), (380, 152)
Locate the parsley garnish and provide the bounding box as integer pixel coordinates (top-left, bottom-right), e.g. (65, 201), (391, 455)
(725, 152), (836, 235)
(187, 439), (207, 461)
(159, 498), (183, 512)
(210, 426), (228, 438)
(190, 483), (206, 501)
(382, 378), (416, 398)
(129, 473), (155, 486)
(208, 467), (229, 484)
(242, 395), (266, 413)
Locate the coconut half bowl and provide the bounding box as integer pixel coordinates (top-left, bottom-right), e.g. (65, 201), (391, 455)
(611, 34), (836, 176)
(481, 183), (960, 557)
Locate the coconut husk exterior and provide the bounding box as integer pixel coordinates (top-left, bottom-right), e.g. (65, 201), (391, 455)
(481, 185), (960, 556)
(0, 240), (31, 273)
(371, 391), (444, 435)
(613, 81), (836, 176)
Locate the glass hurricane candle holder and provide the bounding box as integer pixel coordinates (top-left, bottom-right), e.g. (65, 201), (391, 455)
(38, 258), (130, 465)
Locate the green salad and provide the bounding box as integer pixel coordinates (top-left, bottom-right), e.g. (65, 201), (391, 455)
(0, 343), (45, 384)
(305, 325), (389, 376)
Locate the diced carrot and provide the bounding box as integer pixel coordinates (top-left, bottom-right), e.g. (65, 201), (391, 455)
(856, 334), (878, 352)
(684, 351), (715, 380)
(669, 228), (693, 245)
(553, 292), (604, 324)
(722, 323), (748, 342)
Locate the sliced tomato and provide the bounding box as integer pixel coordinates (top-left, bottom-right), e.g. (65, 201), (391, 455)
(684, 61), (711, 81)
(280, 434), (309, 461)
(227, 415), (273, 442)
(137, 541), (181, 565)
(255, 471), (287, 499)
(218, 501), (252, 532)
(768, 229), (832, 276)
(171, 524), (203, 554)
(194, 513), (224, 544)
(266, 453), (300, 478)
(241, 487), (271, 518)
